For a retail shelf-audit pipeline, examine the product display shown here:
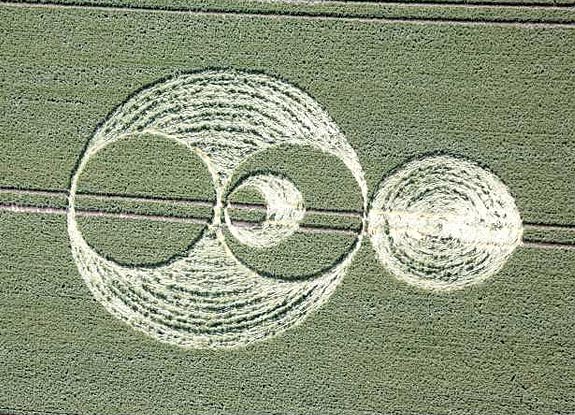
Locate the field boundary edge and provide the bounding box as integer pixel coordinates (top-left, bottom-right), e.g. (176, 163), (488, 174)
(0, 0), (574, 27)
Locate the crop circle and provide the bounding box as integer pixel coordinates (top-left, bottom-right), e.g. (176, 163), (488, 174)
(221, 144), (364, 280)
(368, 155), (523, 291)
(68, 70), (367, 349)
(224, 173), (305, 249)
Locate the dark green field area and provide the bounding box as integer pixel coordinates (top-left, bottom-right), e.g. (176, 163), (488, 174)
(8, 0), (575, 24)
(226, 145), (364, 212)
(223, 228), (358, 280)
(1, 6), (574, 225)
(78, 217), (208, 265)
(76, 133), (216, 202)
(1, 212), (574, 414)
(0, 2), (574, 415)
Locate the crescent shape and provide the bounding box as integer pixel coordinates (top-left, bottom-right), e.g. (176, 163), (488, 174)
(224, 173), (306, 249)
(68, 70), (368, 349)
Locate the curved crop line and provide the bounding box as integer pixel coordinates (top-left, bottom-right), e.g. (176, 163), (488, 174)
(367, 155), (524, 291)
(65, 69), (368, 349)
(224, 173), (306, 248)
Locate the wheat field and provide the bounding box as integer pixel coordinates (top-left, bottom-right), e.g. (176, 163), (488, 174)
(0, 1), (574, 414)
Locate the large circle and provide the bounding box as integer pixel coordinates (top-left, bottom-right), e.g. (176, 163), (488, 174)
(221, 144), (364, 280)
(68, 70), (368, 349)
(74, 132), (215, 266)
(368, 155), (523, 291)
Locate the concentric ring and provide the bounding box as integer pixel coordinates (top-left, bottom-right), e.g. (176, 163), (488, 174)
(224, 173), (305, 249)
(68, 70), (368, 349)
(368, 155), (523, 291)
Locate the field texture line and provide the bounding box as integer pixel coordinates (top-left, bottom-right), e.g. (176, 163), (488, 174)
(2, 187), (575, 236)
(6, 188), (575, 226)
(0, 203), (211, 225)
(0, 186), (68, 198)
(78, 191), (214, 208)
(2, 198), (575, 248)
(0, 407), (401, 415)
(229, 201), (362, 218)
(0, 202), (359, 235)
(0, 186), (363, 218)
(260, 0), (575, 11)
(524, 222), (575, 231)
(231, 218), (359, 235)
(522, 240), (575, 250)
(0, 0), (573, 28)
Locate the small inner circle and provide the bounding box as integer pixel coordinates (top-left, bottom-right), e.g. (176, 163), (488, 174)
(224, 173), (305, 249)
(220, 144), (365, 281)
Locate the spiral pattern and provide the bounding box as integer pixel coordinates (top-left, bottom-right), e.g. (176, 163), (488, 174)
(68, 70), (367, 349)
(368, 155), (523, 291)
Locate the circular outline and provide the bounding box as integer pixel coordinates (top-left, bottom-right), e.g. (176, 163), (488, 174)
(367, 154), (523, 291)
(219, 141), (366, 281)
(67, 69), (368, 349)
(72, 133), (217, 268)
(224, 172), (306, 249)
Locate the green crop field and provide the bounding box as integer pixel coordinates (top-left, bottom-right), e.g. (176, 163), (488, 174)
(0, 0), (574, 414)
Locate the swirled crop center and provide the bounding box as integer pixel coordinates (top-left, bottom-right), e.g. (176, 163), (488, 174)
(368, 155), (523, 291)
(224, 174), (305, 249)
(68, 70), (367, 349)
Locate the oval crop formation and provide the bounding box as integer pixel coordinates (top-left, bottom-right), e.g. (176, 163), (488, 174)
(368, 155), (523, 291)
